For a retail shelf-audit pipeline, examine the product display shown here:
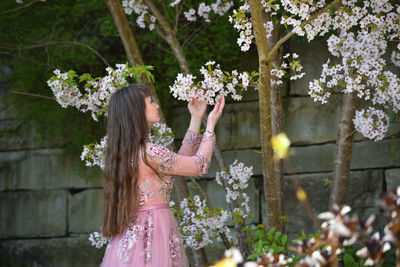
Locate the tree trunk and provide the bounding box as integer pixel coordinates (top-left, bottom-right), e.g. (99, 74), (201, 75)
(104, 1), (207, 266)
(248, 0), (282, 231)
(329, 92), (358, 207)
(265, 13), (284, 228)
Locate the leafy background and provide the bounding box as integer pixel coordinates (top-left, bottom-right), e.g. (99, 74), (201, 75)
(0, 0), (249, 151)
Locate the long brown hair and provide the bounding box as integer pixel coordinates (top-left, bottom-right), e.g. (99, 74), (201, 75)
(102, 84), (150, 237)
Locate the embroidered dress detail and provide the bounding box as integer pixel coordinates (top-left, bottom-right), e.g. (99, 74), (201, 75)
(143, 211), (154, 263)
(182, 130), (202, 147)
(118, 224), (143, 263)
(194, 151), (210, 176)
(202, 130), (216, 142)
(146, 143), (178, 172)
(169, 233), (183, 265)
(137, 180), (155, 207)
(158, 178), (173, 201)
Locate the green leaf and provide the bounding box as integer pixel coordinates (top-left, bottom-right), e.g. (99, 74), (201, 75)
(274, 231), (281, 241)
(282, 234), (287, 246)
(247, 254), (258, 260)
(343, 254), (357, 267)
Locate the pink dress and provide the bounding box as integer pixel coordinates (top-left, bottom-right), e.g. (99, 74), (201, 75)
(100, 130), (216, 267)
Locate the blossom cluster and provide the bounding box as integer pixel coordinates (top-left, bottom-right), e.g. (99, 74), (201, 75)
(214, 186), (400, 267)
(229, 2), (254, 52)
(81, 136), (108, 169)
(309, 204), (389, 266)
(184, 1), (233, 23)
(216, 160), (253, 220)
(80, 123), (174, 169)
(229, 0), (334, 51)
(48, 64), (153, 121)
(230, 0), (398, 56)
(89, 231), (111, 249)
(122, 0), (156, 30)
(353, 107), (389, 141)
(170, 195), (230, 250)
(308, 1), (399, 140)
(122, 0), (233, 30)
(170, 61), (257, 105)
(271, 53), (305, 86)
(170, 160), (253, 250)
(148, 122), (174, 147)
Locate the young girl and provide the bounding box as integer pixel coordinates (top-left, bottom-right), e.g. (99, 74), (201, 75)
(100, 84), (225, 266)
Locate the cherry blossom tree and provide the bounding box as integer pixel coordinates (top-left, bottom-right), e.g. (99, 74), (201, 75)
(226, 0), (399, 233)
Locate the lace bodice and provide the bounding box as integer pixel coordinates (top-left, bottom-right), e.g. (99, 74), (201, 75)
(136, 130), (215, 207)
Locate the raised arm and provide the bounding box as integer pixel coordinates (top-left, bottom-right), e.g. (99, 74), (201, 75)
(178, 130), (202, 156)
(178, 98), (207, 156)
(146, 131), (215, 177)
(147, 95), (225, 176)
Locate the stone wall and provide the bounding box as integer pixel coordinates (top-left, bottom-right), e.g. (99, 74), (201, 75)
(0, 71), (105, 266)
(1, 41), (399, 266)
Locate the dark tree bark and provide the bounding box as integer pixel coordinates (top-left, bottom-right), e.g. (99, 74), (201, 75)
(329, 92), (358, 207)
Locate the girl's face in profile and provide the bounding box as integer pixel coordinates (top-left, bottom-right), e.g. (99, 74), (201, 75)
(145, 96), (160, 126)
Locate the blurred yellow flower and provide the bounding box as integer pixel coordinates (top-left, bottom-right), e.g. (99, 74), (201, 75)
(271, 133), (291, 160)
(214, 258), (236, 267)
(296, 188), (308, 203)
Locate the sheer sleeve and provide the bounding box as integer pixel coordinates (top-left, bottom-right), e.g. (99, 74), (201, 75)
(177, 130), (202, 156)
(145, 131), (215, 177)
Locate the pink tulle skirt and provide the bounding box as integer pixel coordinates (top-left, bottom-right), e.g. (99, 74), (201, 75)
(100, 204), (188, 267)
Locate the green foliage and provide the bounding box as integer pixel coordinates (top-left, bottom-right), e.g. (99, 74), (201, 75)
(0, 0), (117, 151)
(339, 247), (367, 267)
(244, 225), (289, 260)
(1, 0), (245, 151)
(291, 229), (320, 243)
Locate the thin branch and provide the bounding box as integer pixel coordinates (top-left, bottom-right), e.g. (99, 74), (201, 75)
(1, 41), (111, 67)
(188, 176), (213, 208)
(182, 23), (210, 49)
(174, 0), (185, 33)
(7, 90), (56, 101)
(0, 0), (41, 15)
(267, 0), (342, 62)
(160, 0), (173, 27)
(0, 51), (58, 69)
(154, 24), (168, 43)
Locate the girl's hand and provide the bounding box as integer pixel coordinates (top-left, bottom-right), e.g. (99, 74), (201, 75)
(206, 95), (225, 132)
(188, 98), (207, 119)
